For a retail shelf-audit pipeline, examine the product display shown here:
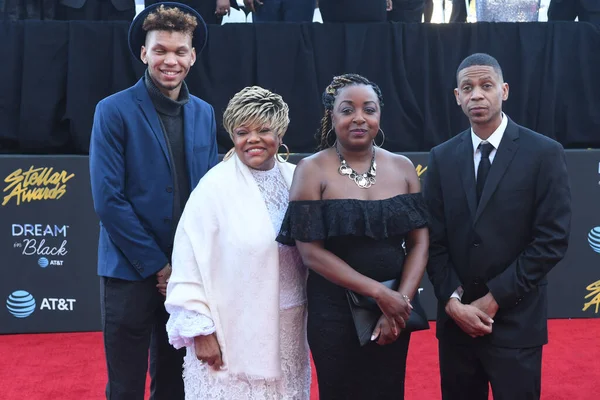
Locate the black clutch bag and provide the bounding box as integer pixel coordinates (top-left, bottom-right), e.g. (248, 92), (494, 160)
(346, 279), (430, 346)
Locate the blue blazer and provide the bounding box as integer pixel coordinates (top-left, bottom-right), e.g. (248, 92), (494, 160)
(90, 78), (218, 281)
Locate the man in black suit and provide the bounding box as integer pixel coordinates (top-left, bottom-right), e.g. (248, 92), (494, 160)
(424, 53), (571, 400)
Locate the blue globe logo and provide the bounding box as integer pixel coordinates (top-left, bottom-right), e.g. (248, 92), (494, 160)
(6, 290), (36, 318)
(38, 257), (49, 268)
(589, 227), (600, 254)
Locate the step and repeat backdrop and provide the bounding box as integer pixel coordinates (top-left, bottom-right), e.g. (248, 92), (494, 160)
(1, 151), (599, 334)
(0, 156), (100, 333)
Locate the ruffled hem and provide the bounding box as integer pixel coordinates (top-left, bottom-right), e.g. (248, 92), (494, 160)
(166, 307), (216, 349)
(276, 193), (429, 245)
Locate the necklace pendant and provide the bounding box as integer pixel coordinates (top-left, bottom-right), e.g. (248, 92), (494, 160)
(339, 164), (352, 176)
(356, 175), (368, 188)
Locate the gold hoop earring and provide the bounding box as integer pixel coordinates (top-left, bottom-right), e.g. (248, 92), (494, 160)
(326, 128), (336, 147)
(374, 128), (386, 148)
(223, 147), (236, 161)
(277, 143), (290, 162)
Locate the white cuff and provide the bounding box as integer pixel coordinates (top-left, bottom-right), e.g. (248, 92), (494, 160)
(166, 307), (216, 349)
(450, 286), (464, 301)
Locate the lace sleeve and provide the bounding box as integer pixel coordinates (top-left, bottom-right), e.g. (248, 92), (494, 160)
(166, 307), (216, 349)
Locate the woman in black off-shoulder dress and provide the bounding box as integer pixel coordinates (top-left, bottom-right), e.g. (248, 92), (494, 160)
(277, 74), (429, 399)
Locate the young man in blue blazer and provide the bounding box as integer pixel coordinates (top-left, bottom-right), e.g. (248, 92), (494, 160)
(89, 3), (218, 399)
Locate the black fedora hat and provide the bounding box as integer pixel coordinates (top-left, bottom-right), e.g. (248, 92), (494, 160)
(128, 2), (208, 63)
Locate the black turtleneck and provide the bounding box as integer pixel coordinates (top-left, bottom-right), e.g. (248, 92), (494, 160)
(144, 70), (190, 247)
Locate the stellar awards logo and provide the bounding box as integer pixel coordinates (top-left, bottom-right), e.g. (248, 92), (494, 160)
(2, 166), (75, 206)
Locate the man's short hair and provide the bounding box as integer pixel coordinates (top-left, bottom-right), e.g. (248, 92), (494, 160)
(456, 53), (504, 82)
(142, 4), (198, 37)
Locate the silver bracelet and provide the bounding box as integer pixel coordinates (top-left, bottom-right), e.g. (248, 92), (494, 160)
(401, 294), (411, 303)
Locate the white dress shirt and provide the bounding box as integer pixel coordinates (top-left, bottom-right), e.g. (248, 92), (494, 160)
(471, 113), (507, 177)
(450, 113), (508, 302)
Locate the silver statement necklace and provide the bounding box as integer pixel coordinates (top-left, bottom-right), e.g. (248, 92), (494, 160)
(335, 145), (377, 189)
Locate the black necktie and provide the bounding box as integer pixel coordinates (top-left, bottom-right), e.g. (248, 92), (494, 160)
(476, 142), (494, 203)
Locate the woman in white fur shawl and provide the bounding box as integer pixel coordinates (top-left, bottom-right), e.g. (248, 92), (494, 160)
(164, 87), (311, 399)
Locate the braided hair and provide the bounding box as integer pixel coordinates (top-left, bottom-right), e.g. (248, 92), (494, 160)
(317, 74), (384, 151)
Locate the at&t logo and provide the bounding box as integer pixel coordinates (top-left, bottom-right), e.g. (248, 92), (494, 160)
(37, 257), (62, 267)
(39, 298), (76, 311)
(588, 227), (600, 254)
(5, 290), (76, 319)
(6, 290), (36, 318)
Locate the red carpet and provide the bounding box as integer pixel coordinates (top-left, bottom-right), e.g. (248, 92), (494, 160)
(1, 319), (598, 399)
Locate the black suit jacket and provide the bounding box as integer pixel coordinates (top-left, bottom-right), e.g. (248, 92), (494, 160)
(424, 118), (571, 348)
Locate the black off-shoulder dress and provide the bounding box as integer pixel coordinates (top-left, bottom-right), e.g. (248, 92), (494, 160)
(277, 193), (429, 400)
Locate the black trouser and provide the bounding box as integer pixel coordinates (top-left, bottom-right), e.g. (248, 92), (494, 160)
(388, 0), (425, 23)
(424, 0), (434, 22)
(439, 337), (543, 400)
(319, 0), (387, 22)
(100, 276), (185, 400)
(450, 0), (468, 22)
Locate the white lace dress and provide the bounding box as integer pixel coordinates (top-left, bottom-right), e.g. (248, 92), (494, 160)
(167, 165), (311, 400)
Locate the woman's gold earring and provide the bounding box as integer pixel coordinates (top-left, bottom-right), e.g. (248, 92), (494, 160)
(277, 143), (290, 163)
(223, 147), (236, 161)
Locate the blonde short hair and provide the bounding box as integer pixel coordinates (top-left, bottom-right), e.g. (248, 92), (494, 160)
(222, 86), (290, 142)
